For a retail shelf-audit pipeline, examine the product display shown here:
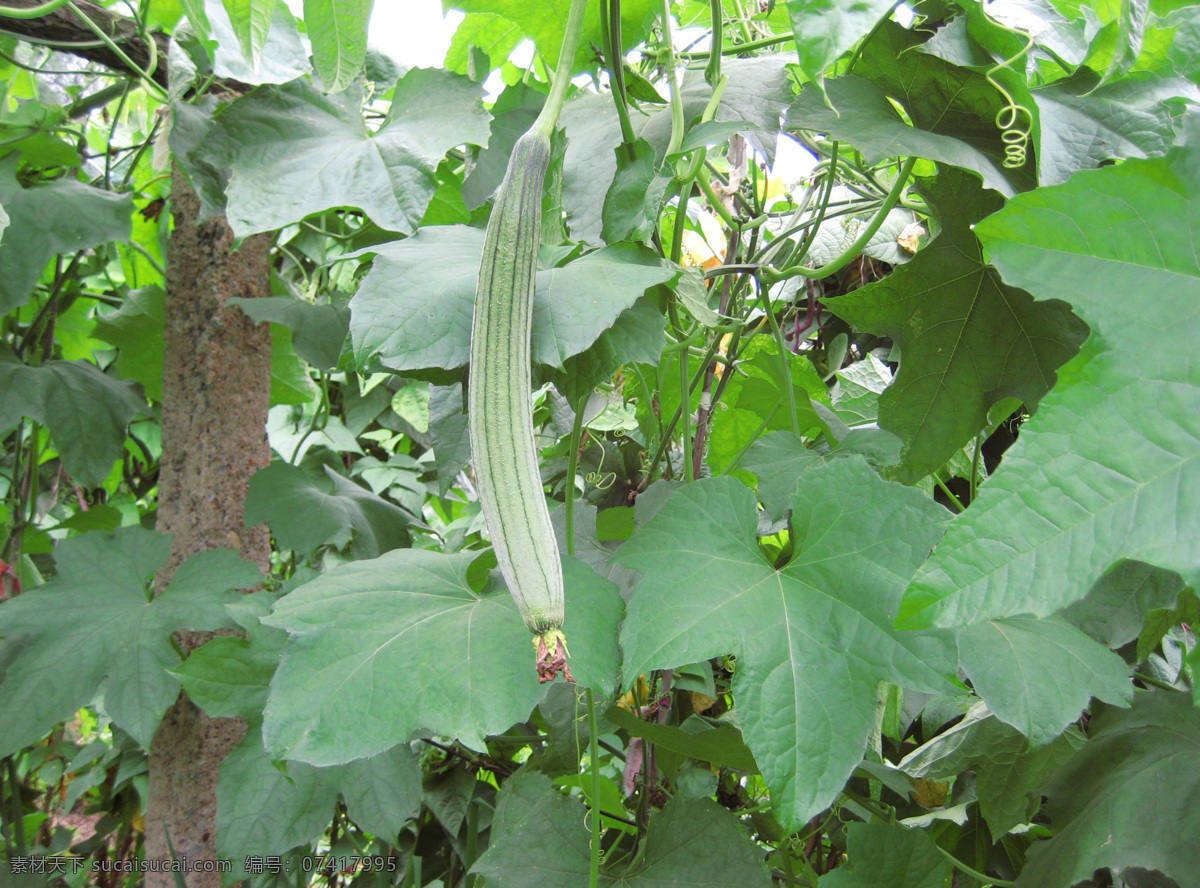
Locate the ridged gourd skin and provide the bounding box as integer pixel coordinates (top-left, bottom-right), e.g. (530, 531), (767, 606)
(468, 129), (564, 636)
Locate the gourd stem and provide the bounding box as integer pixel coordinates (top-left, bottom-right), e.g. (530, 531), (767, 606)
(532, 0), (590, 138)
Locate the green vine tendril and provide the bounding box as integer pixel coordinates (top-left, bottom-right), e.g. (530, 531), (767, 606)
(982, 5), (1035, 169)
(585, 437), (617, 490)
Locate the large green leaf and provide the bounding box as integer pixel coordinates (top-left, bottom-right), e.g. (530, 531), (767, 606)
(785, 0), (899, 83)
(209, 71), (490, 237)
(900, 703), (1084, 835)
(92, 287), (167, 401)
(218, 730), (337, 880)
(1016, 692), (1200, 888)
(787, 76), (1018, 196)
(349, 226), (672, 374)
(826, 168), (1086, 484)
(175, 632), (280, 721)
(614, 462), (955, 828)
(303, 0), (372, 92)
(461, 81), (544, 210)
(218, 729), (420, 882)
(740, 431), (824, 520)
(557, 556), (624, 698)
(447, 0), (654, 70)
(0, 528), (261, 754)
(229, 296), (350, 370)
(207, 0), (311, 86)
(604, 706), (758, 773)
(0, 157), (132, 313)
(444, 12), (524, 76)
(602, 137), (671, 245)
(818, 821), (946, 888)
(706, 335), (832, 478)
(853, 21), (1036, 194)
(222, 0), (276, 67)
(262, 549), (621, 764)
(899, 128), (1200, 629)
(428, 383), (472, 495)
(547, 298), (666, 407)
(471, 771), (771, 887)
(243, 459), (412, 558)
(92, 287), (318, 405)
(1062, 560), (1189, 650)
(268, 324), (319, 405)
(1032, 68), (1182, 185)
(958, 618), (1131, 745)
(0, 344), (146, 487)
(561, 55), (793, 243)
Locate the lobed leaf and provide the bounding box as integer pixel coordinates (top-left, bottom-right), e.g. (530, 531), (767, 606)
(615, 462), (955, 828)
(900, 127), (1200, 629)
(0, 528), (261, 754)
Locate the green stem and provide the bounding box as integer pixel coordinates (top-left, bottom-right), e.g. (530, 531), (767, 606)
(779, 157), (916, 280)
(970, 430), (983, 503)
(532, 0), (590, 138)
(644, 328), (730, 484)
(931, 844), (1016, 888)
(1133, 671), (1179, 691)
(705, 0), (722, 84)
(697, 166), (766, 231)
(65, 2), (166, 100)
(3, 420), (27, 563)
(601, 0), (636, 151)
(756, 287), (800, 438)
(934, 477), (965, 513)
(565, 406), (585, 557)
(667, 182), (695, 482)
(718, 403), (780, 476)
(843, 2), (898, 74)
(65, 80), (128, 117)
(780, 143), (840, 274)
(678, 335), (693, 481)
(120, 114), (164, 190)
(587, 689), (602, 887)
(729, 0), (754, 42)
(669, 182), (690, 265)
(464, 799), (479, 888)
(5, 757), (25, 854)
(0, 0), (70, 18)
(779, 848), (799, 888)
(125, 239), (165, 276)
(0, 756), (12, 856)
(104, 76), (133, 189)
(679, 31), (794, 58)
(23, 421), (41, 532)
(0, 27), (105, 46)
(659, 0), (685, 157)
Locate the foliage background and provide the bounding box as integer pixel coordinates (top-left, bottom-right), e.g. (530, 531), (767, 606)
(0, 0), (1198, 886)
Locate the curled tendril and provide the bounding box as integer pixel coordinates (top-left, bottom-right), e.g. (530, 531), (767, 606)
(991, 89), (1033, 168)
(585, 437), (618, 490)
(983, 6), (1035, 170)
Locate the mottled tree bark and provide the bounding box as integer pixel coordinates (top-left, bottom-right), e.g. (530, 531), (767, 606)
(142, 169), (273, 888)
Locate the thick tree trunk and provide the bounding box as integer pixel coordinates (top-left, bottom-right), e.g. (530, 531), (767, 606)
(142, 169), (274, 888)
